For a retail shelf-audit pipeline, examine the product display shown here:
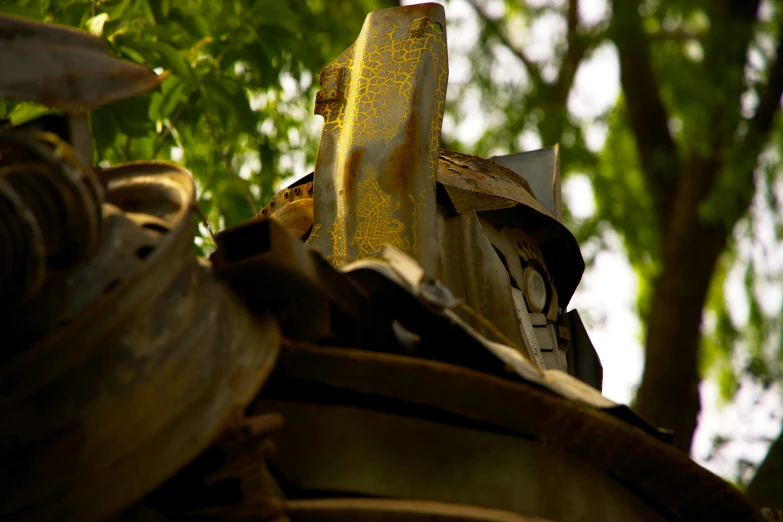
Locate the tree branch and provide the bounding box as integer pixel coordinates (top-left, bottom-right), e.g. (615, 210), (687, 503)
(722, 24), (783, 221)
(550, 0), (587, 107)
(749, 31), (783, 140)
(469, 0), (606, 146)
(611, 0), (679, 234)
(646, 29), (706, 41)
(692, 0), (779, 227)
(465, 0), (544, 87)
(152, 100), (188, 158)
(700, 0), (761, 157)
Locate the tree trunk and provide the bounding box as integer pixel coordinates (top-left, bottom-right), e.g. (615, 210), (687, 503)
(634, 164), (729, 452)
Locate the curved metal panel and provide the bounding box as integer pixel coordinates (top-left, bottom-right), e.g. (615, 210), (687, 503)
(258, 400), (669, 522)
(265, 342), (762, 522)
(286, 498), (559, 522)
(307, 4), (448, 276)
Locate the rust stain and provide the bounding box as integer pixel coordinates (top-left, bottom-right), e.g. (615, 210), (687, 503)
(306, 3), (447, 276)
(383, 87), (420, 194)
(343, 148), (365, 202)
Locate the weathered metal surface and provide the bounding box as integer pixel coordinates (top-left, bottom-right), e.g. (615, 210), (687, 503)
(285, 498), (559, 521)
(478, 218), (558, 322)
(438, 150), (545, 220)
(563, 310), (603, 391)
(139, 412), (289, 522)
(252, 181), (314, 238)
(512, 287), (548, 370)
(256, 400), (668, 522)
(491, 146), (562, 222)
(436, 206), (568, 371)
(0, 14), (165, 110)
(256, 150), (588, 374)
(256, 146), (582, 310)
(211, 217), (398, 351)
(0, 130), (103, 304)
(266, 342), (762, 522)
(2, 161), (186, 350)
(307, 3), (448, 276)
(436, 209), (529, 356)
(438, 149), (582, 307)
(340, 247), (617, 411)
(0, 162), (282, 522)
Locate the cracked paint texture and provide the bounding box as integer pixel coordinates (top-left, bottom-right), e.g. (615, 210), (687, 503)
(307, 3), (448, 276)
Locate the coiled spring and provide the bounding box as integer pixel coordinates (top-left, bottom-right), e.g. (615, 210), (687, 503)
(0, 131), (103, 302)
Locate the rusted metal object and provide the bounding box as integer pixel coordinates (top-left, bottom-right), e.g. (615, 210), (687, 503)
(306, 3), (448, 276)
(491, 146), (562, 222)
(256, 399), (668, 522)
(255, 146), (588, 376)
(210, 218), (397, 351)
(0, 14), (164, 111)
(251, 179), (314, 239)
(2, 161), (188, 350)
(0, 11), (167, 308)
(436, 149), (583, 306)
(435, 209), (532, 360)
(339, 246), (616, 415)
(285, 499), (558, 522)
(562, 310), (602, 391)
(141, 412), (290, 522)
(0, 161), (282, 522)
(259, 341), (762, 522)
(0, 130), (103, 303)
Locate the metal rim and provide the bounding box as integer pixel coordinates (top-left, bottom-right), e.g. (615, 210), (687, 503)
(266, 341), (762, 522)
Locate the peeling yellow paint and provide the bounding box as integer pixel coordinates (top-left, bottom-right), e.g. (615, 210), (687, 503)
(307, 4), (448, 275)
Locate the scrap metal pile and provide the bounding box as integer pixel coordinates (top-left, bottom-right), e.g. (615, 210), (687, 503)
(0, 4), (770, 522)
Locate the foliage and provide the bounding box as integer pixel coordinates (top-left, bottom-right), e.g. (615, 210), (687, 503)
(0, 0), (395, 254)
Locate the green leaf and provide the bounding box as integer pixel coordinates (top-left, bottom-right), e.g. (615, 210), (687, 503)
(8, 103), (58, 125)
(146, 0), (170, 23)
(106, 0), (134, 20)
(154, 41), (194, 82)
(0, 3), (45, 19)
(131, 134), (156, 159)
(250, 1), (301, 35)
(150, 76), (188, 120)
(219, 183), (254, 227)
(61, 2), (93, 28)
(169, 7), (209, 39)
(85, 12), (109, 37)
(107, 95), (155, 138)
(90, 107), (120, 159)
(117, 45), (147, 64)
(162, 83), (188, 119)
(202, 76), (235, 110)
